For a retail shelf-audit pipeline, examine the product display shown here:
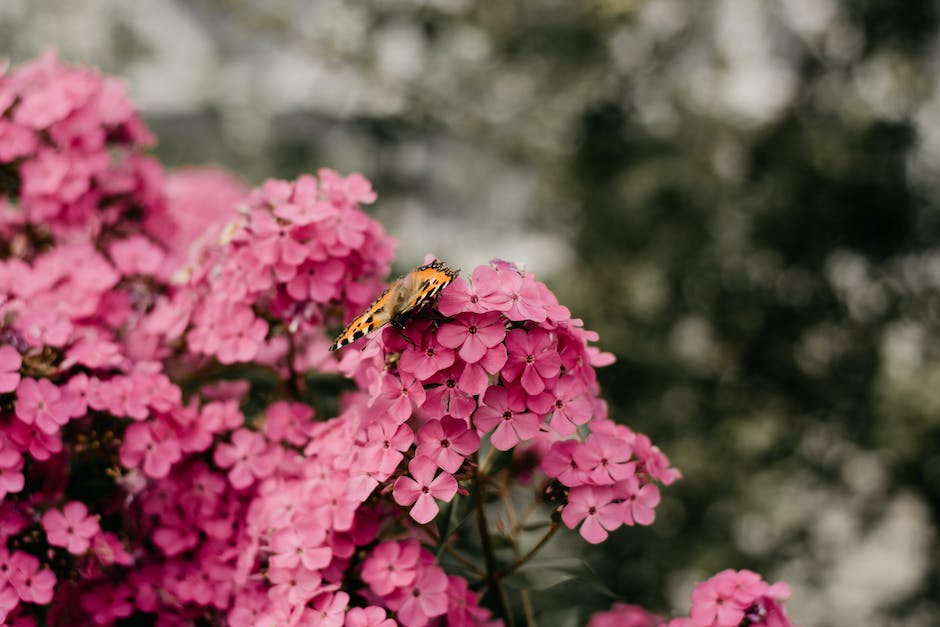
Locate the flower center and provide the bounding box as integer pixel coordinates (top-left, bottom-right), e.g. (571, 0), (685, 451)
(502, 411), (512, 421)
(468, 325), (478, 334)
(470, 295), (479, 303)
(440, 439), (450, 448)
(525, 354), (535, 364)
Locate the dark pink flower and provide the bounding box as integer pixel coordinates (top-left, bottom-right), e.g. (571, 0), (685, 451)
(546, 376), (593, 435)
(392, 456), (458, 524)
(9, 551), (55, 605)
(41, 501), (100, 555)
(472, 385), (540, 451)
(542, 440), (588, 488)
(422, 366), (478, 419)
(502, 328), (562, 395)
(416, 417), (480, 473)
(400, 338), (456, 381)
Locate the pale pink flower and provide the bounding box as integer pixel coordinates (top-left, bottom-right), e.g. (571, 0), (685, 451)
(15, 378), (70, 435)
(0, 346), (21, 393)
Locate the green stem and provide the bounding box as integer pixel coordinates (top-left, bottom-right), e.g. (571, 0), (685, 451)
(474, 453), (514, 627)
(500, 522), (560, 577)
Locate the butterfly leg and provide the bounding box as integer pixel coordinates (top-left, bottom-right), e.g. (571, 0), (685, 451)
(391, 320), (417, 349)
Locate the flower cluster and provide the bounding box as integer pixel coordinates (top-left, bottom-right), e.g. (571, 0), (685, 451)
(588, 570), (794, 627)
(0, 50), (166, 244)
(0, 53), (796, 627)
(150, 170), (396, 367)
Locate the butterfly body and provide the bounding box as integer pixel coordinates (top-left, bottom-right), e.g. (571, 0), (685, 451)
(330, 261), (459, 351)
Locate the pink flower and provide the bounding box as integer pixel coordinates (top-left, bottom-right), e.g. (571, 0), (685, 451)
(502, 328), (562, 395)
(360, 419), (414, 479)
(42, 501), (100, 554)
(215, 307), (269, 364)
(422, 366), (478, 419)
(400, 338), (456, 381)
(213, 428), (279, 489)
(561, 485), (624, 544)
(436, 311), (506, 363)
(345, 606), (397, 627)
(446, 575), (494, 627)
(472, 385), (540, 451)
(109, 235), (166, 277)
(80, 581), (134, 625)
(0, 437), (24, 500)
(574, 433), (636, 485)
(436, 266), (512, 316)
(376, 372), (426, 424)
(286, 259), (345, 302)
(309, 591), (349, 627)
(15, 378), (71, 435)
(119, 422), (181, 479)
(268, 524), (332, 571)
(392, 456), (458, 524)
(416, 417), (480, 473)
(617, 479), (661, 526)
(0, 118), (38, 161)
(546, 376), (593, 435)
(267, 564), (323, 607)
(496, 266), (548, 322)
(9, 551), (55, 605)
(587, 602), (663, 627)
(0, 346), (21, 393)
(386, 563), (449, 627)
(689, 569), (765, 627)
(360, 540), (421, 597)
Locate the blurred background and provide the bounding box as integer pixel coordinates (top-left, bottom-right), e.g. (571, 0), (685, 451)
(3, 1), (939, 625)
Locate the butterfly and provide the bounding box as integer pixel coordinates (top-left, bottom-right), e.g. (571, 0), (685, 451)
(329, 260), (460, 351)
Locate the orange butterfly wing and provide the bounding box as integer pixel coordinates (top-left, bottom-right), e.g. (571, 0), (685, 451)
(329, 261), (459, 351)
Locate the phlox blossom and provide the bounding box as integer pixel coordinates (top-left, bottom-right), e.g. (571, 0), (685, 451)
(416, 417), (480, 473)
(561, 485), (624, 544)
(15, 378), (70, 435)
(41, 501), (100, 555)
(392, 456), (458, 524)
(360, 540), (421, 597)
(472, 385), (540, 451)
(0, 346), (21, 393)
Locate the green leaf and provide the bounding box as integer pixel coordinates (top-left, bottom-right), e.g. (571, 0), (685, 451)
(503, 557), (619, 597)
(435, 492), (474, 553)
